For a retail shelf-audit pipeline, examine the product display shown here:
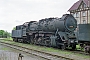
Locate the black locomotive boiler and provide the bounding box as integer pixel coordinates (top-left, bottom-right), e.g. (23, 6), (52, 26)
(12, 14), (78, 50)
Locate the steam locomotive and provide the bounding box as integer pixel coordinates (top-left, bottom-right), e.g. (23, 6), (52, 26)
(12, 14), (78, 50)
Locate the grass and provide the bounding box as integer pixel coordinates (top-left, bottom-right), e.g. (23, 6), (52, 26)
(4, 37), (13, 41)
(1, 48), (9, 50)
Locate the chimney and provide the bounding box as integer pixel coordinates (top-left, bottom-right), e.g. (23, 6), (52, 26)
(88, 0), (90, 7)
(79, 0), (83, 2)
(79, 0), (83, 1)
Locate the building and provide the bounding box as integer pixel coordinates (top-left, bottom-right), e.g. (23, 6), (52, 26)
(68, 0), (90, 24)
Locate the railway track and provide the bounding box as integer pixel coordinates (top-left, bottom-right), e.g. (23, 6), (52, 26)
(0, 39), (90, 56)
(65, 49), (90, 56)
(1, 39), (90, 55)
(68, 50), (90, 55)
(0, 41), (74, 60)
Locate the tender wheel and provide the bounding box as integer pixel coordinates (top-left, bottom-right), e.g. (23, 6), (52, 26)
(61, 44), (66, 50)
(14, 38), (18, 42)
(13, 38), (15, 41)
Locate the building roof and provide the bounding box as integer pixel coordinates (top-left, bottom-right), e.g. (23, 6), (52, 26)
(68, 0), (90, 11)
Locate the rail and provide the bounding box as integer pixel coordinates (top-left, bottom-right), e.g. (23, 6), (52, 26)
(0, 41), (74, 60)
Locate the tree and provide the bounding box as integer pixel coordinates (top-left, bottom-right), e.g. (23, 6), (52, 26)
(3, 31), (10, 38)
(0, 30), (10, 38)
(0, 30), (5, 38)
(13, 27), (16, 30)
(0, 30), (5, 35)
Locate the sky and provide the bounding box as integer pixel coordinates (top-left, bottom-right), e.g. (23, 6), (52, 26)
(0, 0), (78, 32)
